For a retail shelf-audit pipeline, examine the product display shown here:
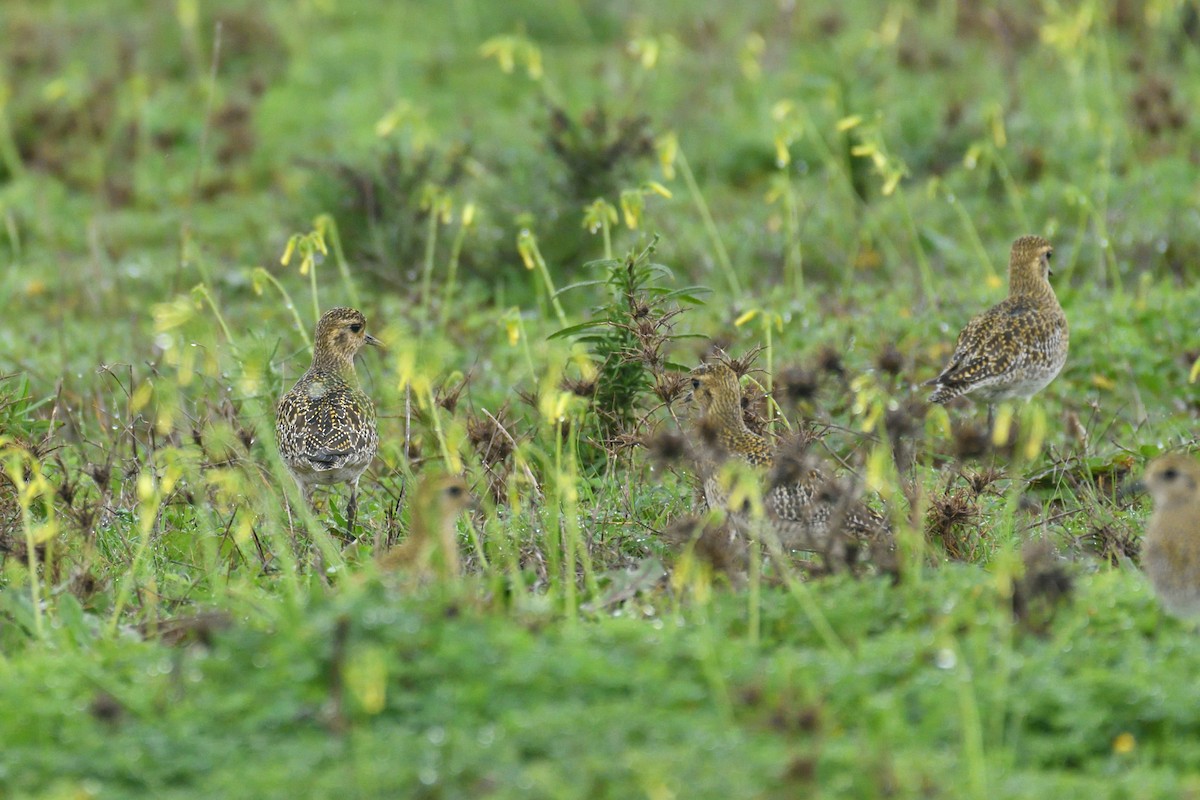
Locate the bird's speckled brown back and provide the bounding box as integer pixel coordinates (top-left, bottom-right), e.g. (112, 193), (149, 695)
(928, 235), (1068, 405)
(276, 307), (380, 529)
(687, 363), (888, 557)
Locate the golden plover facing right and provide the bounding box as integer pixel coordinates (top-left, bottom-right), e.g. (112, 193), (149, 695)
(927, 235), (1068, 427)
(277, 307), (381, 533)
(1127, 454), (1200, 620)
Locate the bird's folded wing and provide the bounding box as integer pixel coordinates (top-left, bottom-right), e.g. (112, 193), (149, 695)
(934, 302), (1045, 385)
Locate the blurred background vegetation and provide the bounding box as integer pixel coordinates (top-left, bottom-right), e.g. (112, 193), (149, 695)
(2, 0), (1200, 797)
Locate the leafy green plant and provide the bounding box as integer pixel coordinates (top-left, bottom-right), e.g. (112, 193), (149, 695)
(551, 237), (707, 471)
(545, 101), (655, 207)
(4, 3), (1200, 795)
(302, 140), (477, 293)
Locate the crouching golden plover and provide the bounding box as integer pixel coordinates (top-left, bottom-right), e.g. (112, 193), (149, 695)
(277, 307), (381, 533)
(686, 362), (889, 565)
(378, 473), (475, 579)
(927, 235), (1068, 428)
(1126, 454), (1200, 620)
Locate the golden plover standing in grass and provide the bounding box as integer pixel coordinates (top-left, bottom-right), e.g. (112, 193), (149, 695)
(686, 362), (889, 564)
(927, 235), (1068, 428)
(277, 307), (381, 533)
(378, 473), (475, 579)
(1127, 454), (1200, 620)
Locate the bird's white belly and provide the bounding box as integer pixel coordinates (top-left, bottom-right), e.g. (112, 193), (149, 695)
(974, 371), (1058, 402)
(287, 457), (371, 485)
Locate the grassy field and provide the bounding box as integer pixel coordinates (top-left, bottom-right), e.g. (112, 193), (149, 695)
(2, 0), (1200, 797)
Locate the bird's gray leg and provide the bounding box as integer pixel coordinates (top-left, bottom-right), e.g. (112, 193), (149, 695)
(346, 478), (359, 535)
(293, 476), (315, 509)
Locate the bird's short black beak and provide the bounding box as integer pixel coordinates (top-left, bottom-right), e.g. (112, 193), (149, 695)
(365, 333), (384, 348)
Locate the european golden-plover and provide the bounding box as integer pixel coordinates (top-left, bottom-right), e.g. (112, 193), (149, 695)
(378, 473), (475, 579)
(927, 235), (1068, 427)
(277, 307), (381, 532)
(1127, 454), (1200, 619)
(686, 362), (888, 562)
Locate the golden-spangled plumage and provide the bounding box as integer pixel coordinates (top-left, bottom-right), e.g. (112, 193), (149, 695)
(1132, 454), (1200, 619)
(277, 307), (381, 532)
(378, 473), (475, 579)
(927, 235), (1068, 422)
(686, 363), (888, 562)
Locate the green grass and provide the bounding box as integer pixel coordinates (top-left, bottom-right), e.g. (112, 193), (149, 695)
(2, 0), (1200, 797)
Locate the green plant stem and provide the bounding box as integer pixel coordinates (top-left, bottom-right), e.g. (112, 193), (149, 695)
(760, 531), (848, 656)
(420, 210), (440, 325)
(747, 536), (761, 646)
(947, 192), (997, 281)
(252, 268), (311, 350)
(108, 491), (160, 636)
(193, 284), (235, 343)
(986, 146), (1030, 233)
(0, 104), (25, 181)
(464, 516), (490, 571)
(895, 186), (936, 301)
(951, 639), (989, 800)
(308, 253), (320, 324)
(529, 243), (568, 328)
(323, 216), (360, 308)
(515, 314), (539, 383)
(565, 421), (597, 601)
(246, 397), (306, 601)
(439, 214), (472, 330)
(781, 175), (803, 294)
(499, 469), (529, 598)
(601, 217), (613, 260)
(554, 419), (576, 621)
(762, 318), (774, 432)
(1093, 130), (1121, 295)
(792, 108), (907, 290)
(1058, 197), (1092, 286)
(676, 146), (741, 297)
(693, 602), (735, 726)
(19, 504), (44, 639)
(425, 385), (456, 469)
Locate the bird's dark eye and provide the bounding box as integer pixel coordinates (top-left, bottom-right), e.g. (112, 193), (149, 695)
(349, 323), (363, 333)
(447, 484), (464, 497)
(1046, 250), (1053, 260)
(691, 378), (701, 389)
(1163, 467), (1179, 481)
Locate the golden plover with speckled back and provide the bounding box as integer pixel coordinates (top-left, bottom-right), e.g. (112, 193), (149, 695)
(1126, 454), (1200, 620)
(687, 363), (888, 564)
(927, 235), (1068, 428)
(277, 307), (381, 533)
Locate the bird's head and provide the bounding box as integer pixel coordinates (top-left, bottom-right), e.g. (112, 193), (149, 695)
(1008, 235), (1055, 294)
(415, 473), (477, 524)
(313, 307), (382, 367)
(687, 363), (744, 422)
(1136, 454), (1200, 510)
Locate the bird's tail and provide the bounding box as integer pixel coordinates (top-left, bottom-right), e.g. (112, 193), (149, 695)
(927, 383), (964, 405)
